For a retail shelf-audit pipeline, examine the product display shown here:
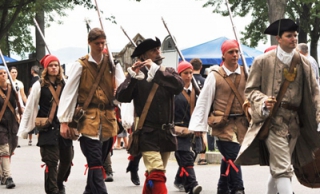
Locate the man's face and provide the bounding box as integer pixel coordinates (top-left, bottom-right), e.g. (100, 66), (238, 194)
(47, 61), (60, 76)
(223, 48), (239, 66)
(0, 70), (8, 83)
(143, 47), (162, 64)
(277, 31), (298, 52)
(10, 69), (17, 79)
(89, 38), (106, 54)
(180, 68), (193, 86)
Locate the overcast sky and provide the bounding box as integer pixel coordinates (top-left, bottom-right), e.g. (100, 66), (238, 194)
(12, 0), (269, 66)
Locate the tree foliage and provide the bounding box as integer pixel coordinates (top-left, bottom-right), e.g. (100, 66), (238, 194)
(203, 0), (320, 60)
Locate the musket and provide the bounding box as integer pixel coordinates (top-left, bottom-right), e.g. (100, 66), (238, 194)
(0, 49), (23, 116)
(33, 18), (51, 54)
(120, 25), (164, 70)
(161, 17), (201, 95)
(92, 0), (115, 68)
(225, 0), (249, 79)
(120, 26), (137, 47)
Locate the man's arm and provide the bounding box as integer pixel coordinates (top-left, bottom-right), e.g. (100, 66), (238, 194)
(189, 72), (216, 132)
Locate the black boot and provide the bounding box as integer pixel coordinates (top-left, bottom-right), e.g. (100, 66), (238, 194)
(5, 177), (15, 189)
(218, 188), (230, 194)
(130, 171), (140, 185)
(232, 190), (245, 194)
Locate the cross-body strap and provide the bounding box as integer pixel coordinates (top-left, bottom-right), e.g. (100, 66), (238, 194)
(79, 55), (115, 106)
(181, 88), (196, 115)
(47, 84), (62, 123)
(78, 56), (107, 110)
(270, 51), (300, 117)
(0, 84), (11, 121)
(0, 85), (19, 122)
(214, 67), (242, 117)
(137, 83), (159, 130)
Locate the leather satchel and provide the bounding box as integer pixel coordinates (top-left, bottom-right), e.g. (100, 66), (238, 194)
(208, 67), (242, 130)
(35, 84), (62, 131)
(127, 83), (159, 156)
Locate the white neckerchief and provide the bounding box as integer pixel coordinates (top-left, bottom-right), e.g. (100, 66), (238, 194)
(276, 45), (295, 65)
(184, 83), (193, 93)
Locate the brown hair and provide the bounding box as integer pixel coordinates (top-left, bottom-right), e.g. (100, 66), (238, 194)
(40, 65), (65, 87)
(190, 58), (202, 71)
(88, 28), (106, 42)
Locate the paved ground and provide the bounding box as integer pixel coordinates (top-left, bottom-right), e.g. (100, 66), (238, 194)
(1, 137), (320, 194)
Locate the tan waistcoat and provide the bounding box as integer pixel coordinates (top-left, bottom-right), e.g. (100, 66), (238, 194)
(77, 55), (117, 139)
(211, 66), (248, 143)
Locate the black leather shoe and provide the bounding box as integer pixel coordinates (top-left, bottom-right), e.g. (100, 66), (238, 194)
(5, 177), (15, 189)
(217, 188), (230, 194)
(130, 171), (140, 185)
(58, 185), (66, 194)
(105, 173), (114, 182)
(233, 190), (245, 194)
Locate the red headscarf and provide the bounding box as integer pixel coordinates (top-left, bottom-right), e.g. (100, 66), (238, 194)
(221, 40), (239, 55)
(264, 45), (277, 53)
(177, 61), (193, 74)
(40, 54), (60, 68)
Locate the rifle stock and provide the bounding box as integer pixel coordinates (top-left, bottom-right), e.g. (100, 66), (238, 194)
(258, 118), (270, 140)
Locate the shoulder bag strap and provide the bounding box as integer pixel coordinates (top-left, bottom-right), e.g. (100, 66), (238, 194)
(214, 67), (241, 117)
(0, 84), (11, 121)
(2, 85), (19, 122)
(137, 83), (159, 130)
(80, 55), (115, 104)
(47, 84), (63, 123)
(270, 51), (300, 117)
(48, 84), (62, 105)
(181, 88), (196, 115)
(78, 57), (107, 110)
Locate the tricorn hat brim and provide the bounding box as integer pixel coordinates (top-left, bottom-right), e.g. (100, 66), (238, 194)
(131, 37), (161, 58)
(264, 18), (299, 36)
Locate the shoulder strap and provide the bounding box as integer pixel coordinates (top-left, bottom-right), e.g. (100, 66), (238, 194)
(137, 83), (159, 130)
(78, 56), (107, 110)
(0, 84), (11, 121)
(214, 67), (241, 117)
(270, 51), (300, 117)
(47, 84), (63, 123)
(48, 84), (62, 105)
(0, 85), (19, 122)
(181, 88), (196, 115)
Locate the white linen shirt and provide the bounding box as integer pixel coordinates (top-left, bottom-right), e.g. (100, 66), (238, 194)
(188, 65), (241, 132)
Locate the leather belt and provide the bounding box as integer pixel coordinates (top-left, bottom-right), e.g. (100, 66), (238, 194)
(144, 121), (173, 130)
(280, 102), (299, 111)
(78, 103), (114, 110)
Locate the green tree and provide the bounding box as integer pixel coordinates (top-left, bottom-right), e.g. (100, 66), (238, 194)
(203, 0), (320, 61)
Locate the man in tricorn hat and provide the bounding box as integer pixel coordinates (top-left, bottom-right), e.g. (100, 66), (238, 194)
(236, 18), (320, 194)
(116, 37), (184, 193)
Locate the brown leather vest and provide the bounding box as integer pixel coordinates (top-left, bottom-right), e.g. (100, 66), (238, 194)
(211, 66), (247, 143)
(77, 55), (114, 105)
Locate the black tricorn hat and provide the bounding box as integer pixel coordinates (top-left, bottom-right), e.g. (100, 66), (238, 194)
(131, 37), (161, 58)
(264, 18), (299, 36)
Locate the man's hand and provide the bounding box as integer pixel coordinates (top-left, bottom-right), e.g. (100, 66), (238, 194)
(131, 61), (145, 73)
(60, 123), (70, 139)
(194, 131), (203, 137)
(264, 96), (277, 111)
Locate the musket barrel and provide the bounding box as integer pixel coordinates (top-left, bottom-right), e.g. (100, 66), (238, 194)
(120, 26), (137, 47)
(33, 18), (51, 54)
(225, 0), (249, 78)
(161, 17), (200, 94)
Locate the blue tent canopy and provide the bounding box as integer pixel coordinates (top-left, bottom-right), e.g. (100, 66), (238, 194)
(181, 37), (263, 67)
(0, 55), (17, 64)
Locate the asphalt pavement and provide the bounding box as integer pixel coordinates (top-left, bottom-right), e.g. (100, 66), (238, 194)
(1, 137), (320, 194)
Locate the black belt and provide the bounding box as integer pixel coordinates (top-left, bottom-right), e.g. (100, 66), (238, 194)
(280, 102), (299, 111)
(78, 103), (114, 110)
(144, 121), (173, 130)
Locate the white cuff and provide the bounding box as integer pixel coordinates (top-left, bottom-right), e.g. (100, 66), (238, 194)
(146, 62), (160, 82)
(317, 123), (320, 132)
(127, 67), (145, 80)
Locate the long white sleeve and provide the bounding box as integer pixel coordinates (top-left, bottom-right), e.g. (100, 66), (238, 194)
(188, 72), (216, 132)
(57, 62), (82, 123)
(17, 81), (41, 138)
